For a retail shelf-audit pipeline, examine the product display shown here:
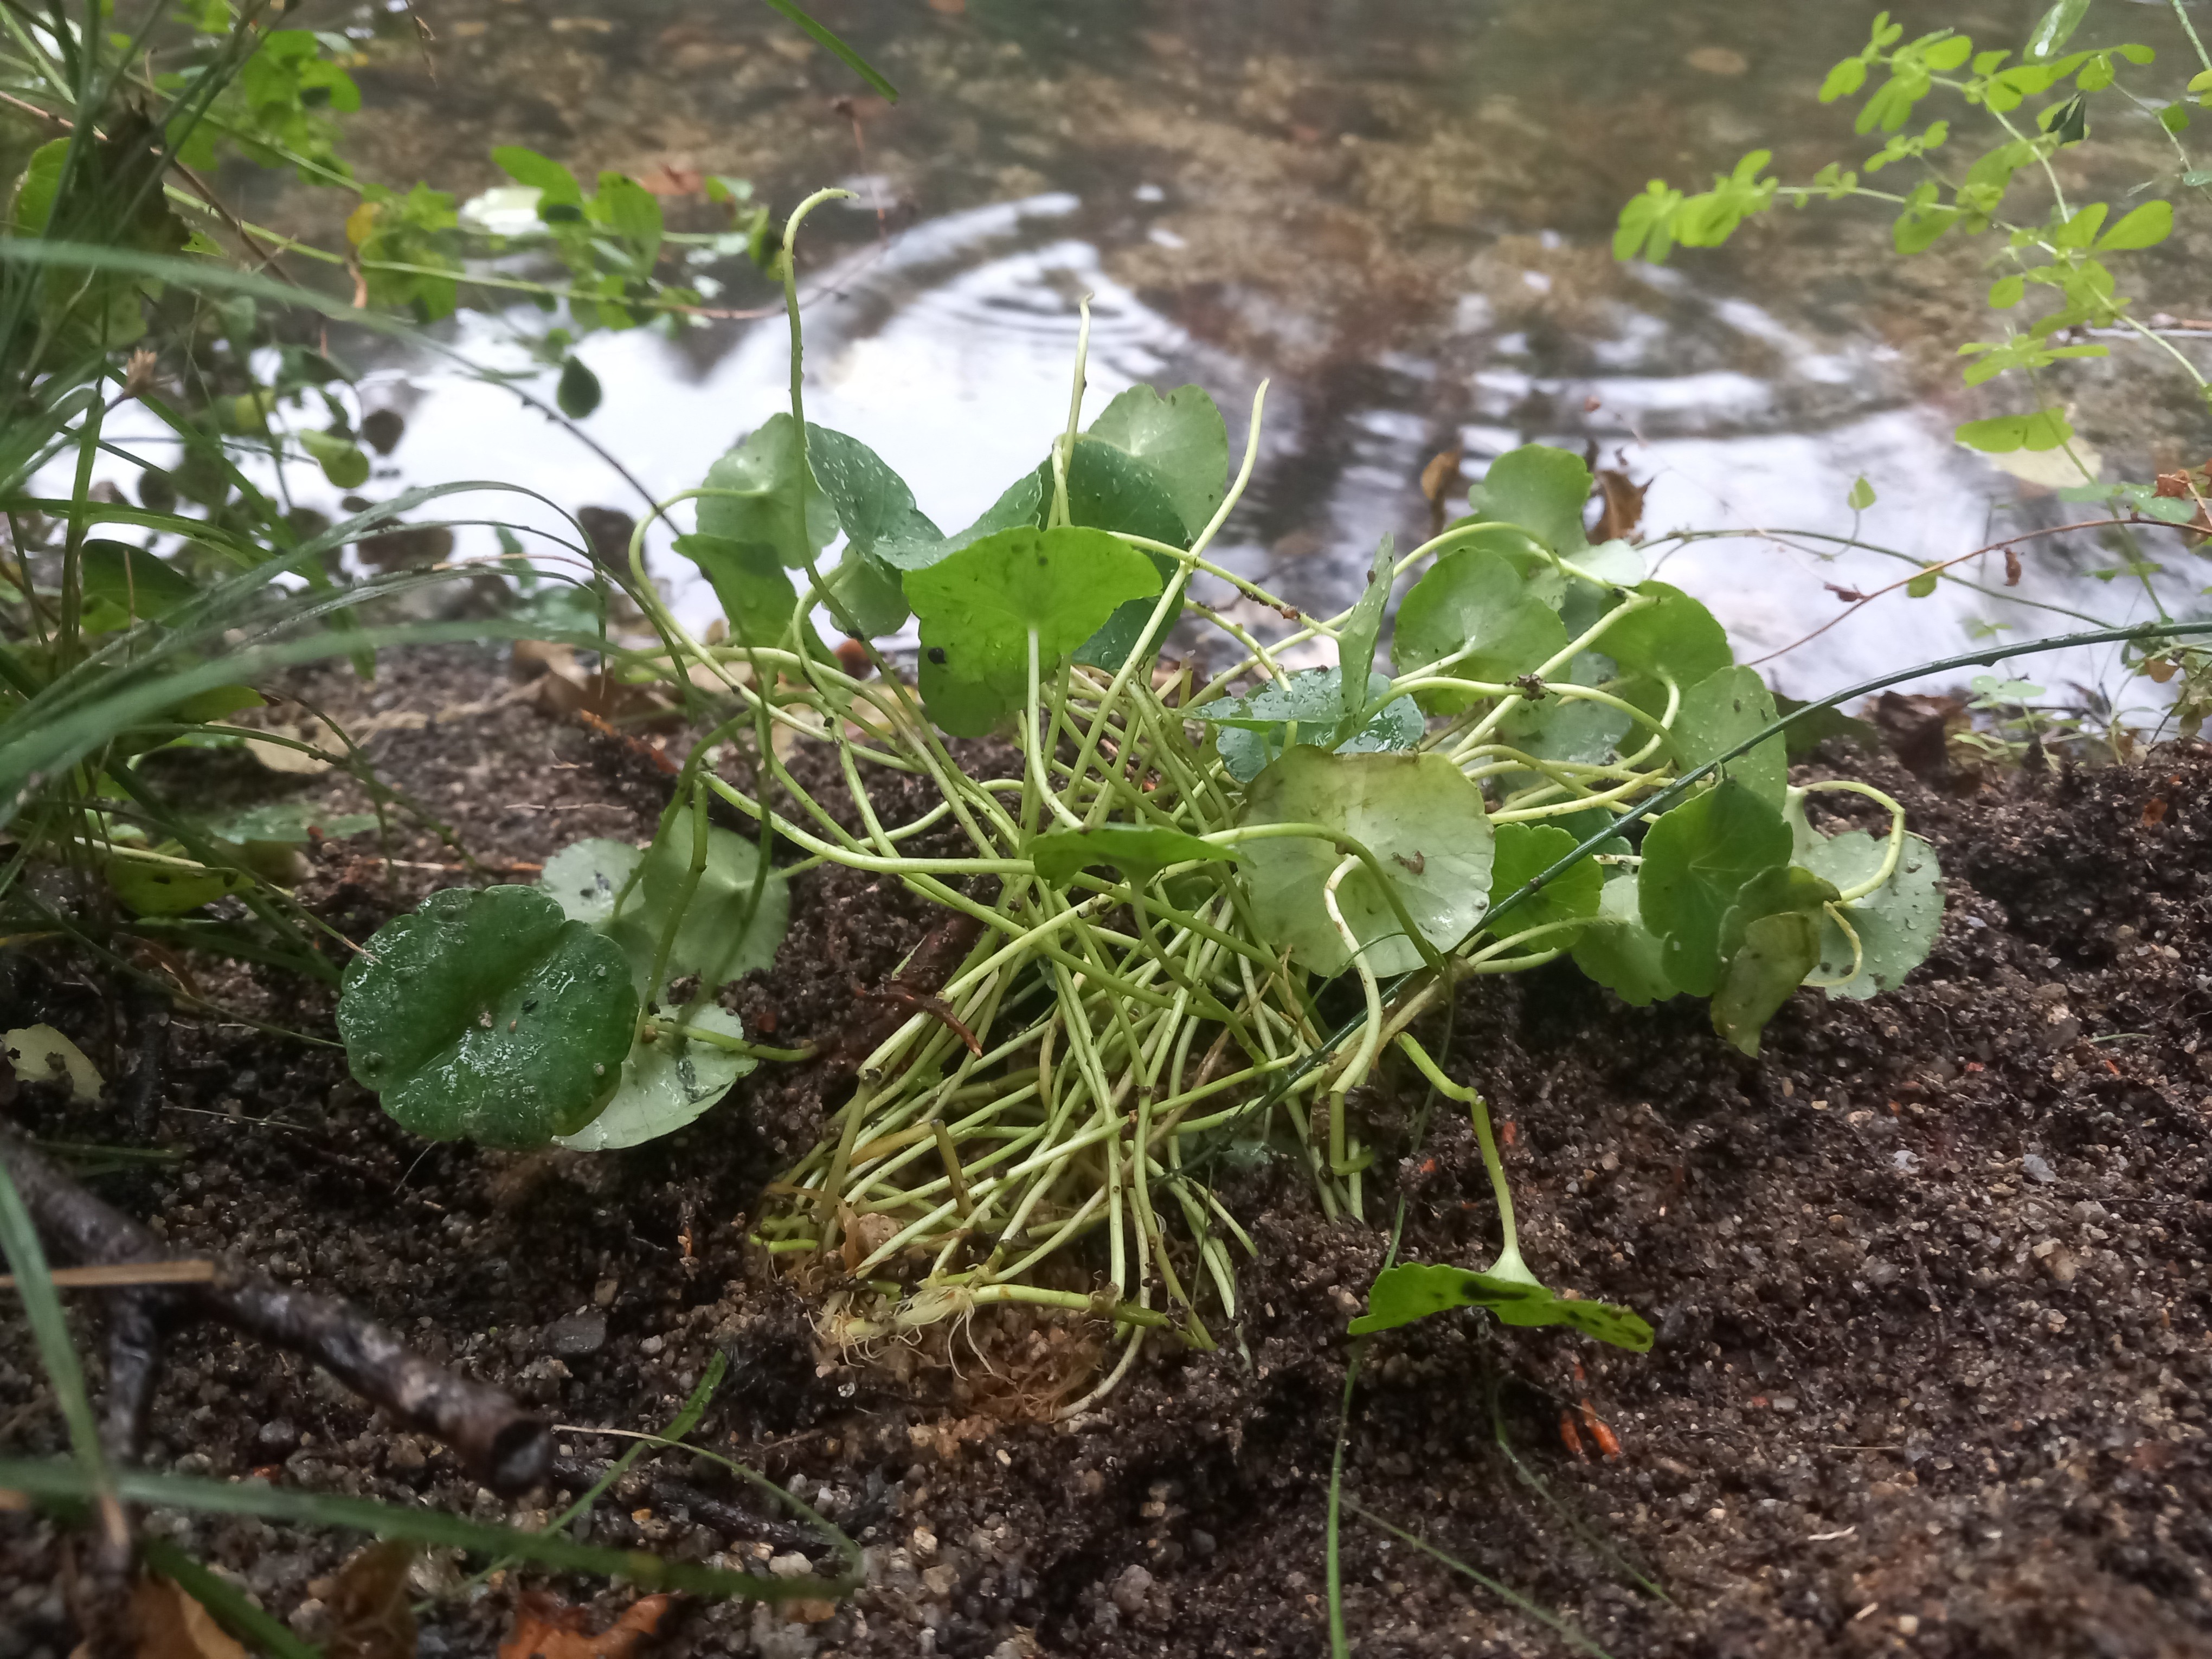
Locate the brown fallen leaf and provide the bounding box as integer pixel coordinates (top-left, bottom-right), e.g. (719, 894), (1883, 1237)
(1418, 448), (1462, 539)
(497, 1592), (674, 1659)
(326, 1540), (416, 1659)
(1592, 467), (1647, 543)
(133, 1575), (247, 1659)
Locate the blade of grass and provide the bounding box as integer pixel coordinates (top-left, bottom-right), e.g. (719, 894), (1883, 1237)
(1343, 1498), (1616, 1659)
(1325, 1341), (1364, 1658)
(139, 1535), (321, 1659)
(0, 1459), (843, 1602)
(450, 1351), (729, 1599)
(0, 1153), (124, 1549)
(755, 0), (899, 100)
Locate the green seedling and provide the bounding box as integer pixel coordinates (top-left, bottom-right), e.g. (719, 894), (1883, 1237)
(1352, 1035), (1654, 1353)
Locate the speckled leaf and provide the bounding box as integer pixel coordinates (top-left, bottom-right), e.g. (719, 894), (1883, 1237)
(555, 1005), (753, 1152)
(1802, 829), (1944, 999)
(1669, 666), (1787, 808)
(1712, 909), (1822, 1057)
(1085, 383), (1227, 540)
(1239, 747), (1493, 978)
(698, 413), (837, 568)
(338, 885), (636, 1150)
(539, 837), (644, 928)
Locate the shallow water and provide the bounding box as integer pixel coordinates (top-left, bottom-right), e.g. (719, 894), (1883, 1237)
(201, 2), (2212, 704)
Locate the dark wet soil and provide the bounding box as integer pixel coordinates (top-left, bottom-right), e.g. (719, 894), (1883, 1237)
(4, 644), (2210, 1659)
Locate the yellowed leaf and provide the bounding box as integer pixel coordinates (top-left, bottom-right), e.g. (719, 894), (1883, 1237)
(4, 1025), (102, 1103)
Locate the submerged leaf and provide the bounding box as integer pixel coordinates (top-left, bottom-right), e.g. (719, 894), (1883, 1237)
(339, 886), (637, 1149)
(1239, 748), (1493, 977)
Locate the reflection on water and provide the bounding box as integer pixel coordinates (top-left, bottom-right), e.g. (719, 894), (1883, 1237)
(227, 2), (2212, 700)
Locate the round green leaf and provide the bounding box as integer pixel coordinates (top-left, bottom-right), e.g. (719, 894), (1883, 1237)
(673, 532), (811, 650)
(1571, 869), (1677, 1006)
(1239, 748), (1493, 977)
(699, 413), (838, 568)
(554, 1005), (754, 1152)
(1801, 829), (1944, 999)
(539, 837), (645, 927)
(1084, 383), (1228, 541)
(1469, 445), (1593, 553)
(822, 550), (911, 639)
(338, 885), (638, 1149)
(903, 524), (1164, 736)
(1484, 822), (1604, 944)
(1637, 779), (1791, 997)
(1669, 665), (1787, 808)
(1391, 548), (1568, 713)
(1594, 581), (1733, 696)
(603, 821), (790, 1001)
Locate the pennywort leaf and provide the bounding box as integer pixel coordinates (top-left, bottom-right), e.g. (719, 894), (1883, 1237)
(904, 524), (1163, 736)
(1239, 748), (1493, 978)
(1637, 779), (1791, 998)
(338, 886), (638, 1149)
(1351, 1261), (1653, 1352)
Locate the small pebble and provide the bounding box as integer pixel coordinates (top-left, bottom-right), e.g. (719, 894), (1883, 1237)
(1111, 1563), (1154, 1616)
(543, 1312), (608, 1357)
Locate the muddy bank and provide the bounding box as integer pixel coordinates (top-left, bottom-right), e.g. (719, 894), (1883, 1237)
(3, 646), (2210, 1658)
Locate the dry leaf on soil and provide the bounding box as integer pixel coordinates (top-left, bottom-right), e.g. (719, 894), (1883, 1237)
(131, 1576), (246, 1659)
(325, 1540), (416, 1659)
(497, 1592), (673, 1659)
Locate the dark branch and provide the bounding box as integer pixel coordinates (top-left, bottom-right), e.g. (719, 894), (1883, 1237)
(0, 1127), (551, 1495)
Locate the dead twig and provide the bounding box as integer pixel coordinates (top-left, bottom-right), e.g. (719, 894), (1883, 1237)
(0, 1127), (552, 1495)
